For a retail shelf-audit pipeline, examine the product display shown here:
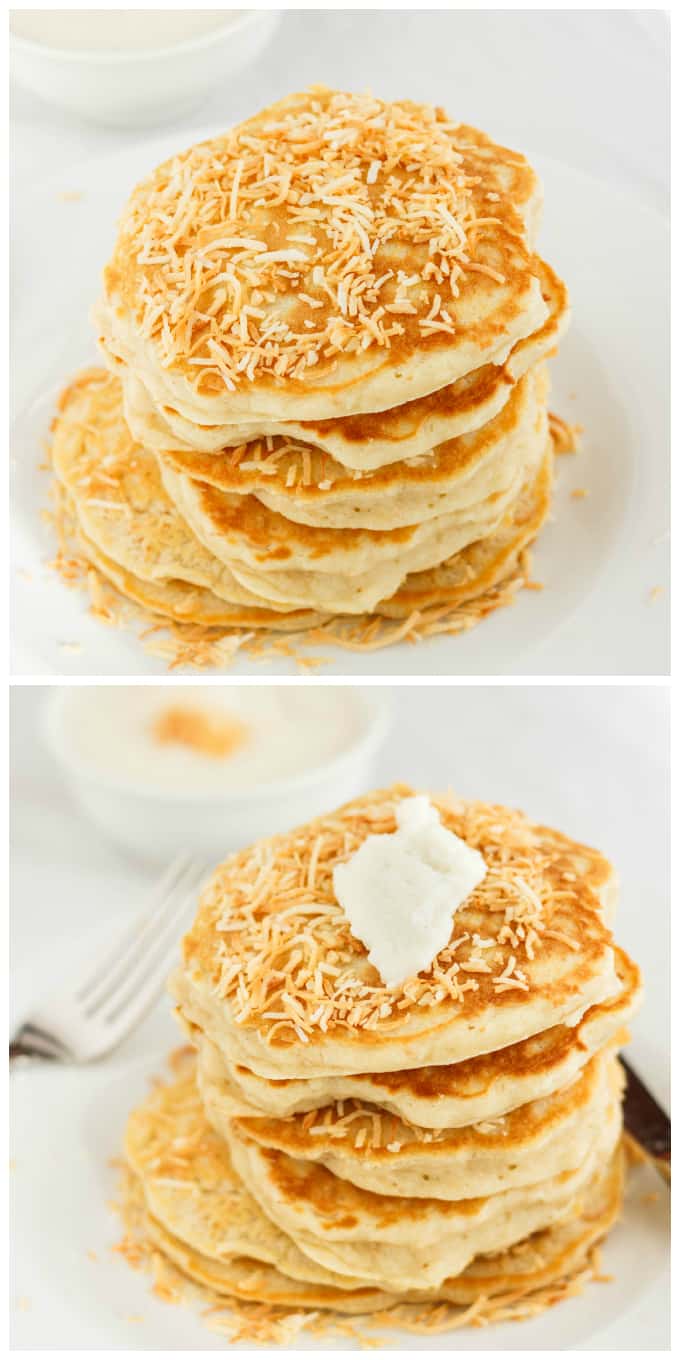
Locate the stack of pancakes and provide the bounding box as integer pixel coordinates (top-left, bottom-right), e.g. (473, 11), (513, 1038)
(51, 89), (570, 641)
(122, 786), (642, 1331)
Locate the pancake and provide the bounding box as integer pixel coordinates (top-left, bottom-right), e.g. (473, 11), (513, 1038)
(50, 368), (305, 616)
(155, 365), (548, 533)
(122, 1054), (624, 1314)
(193, 946), (639, 1128)
(170, 786), (620, 1081)
(52, 364), (548, 620)
(158, 402), (546, 616)
(98, 90), (550, 426)
(120, 258), (568, 468)
(454, 120), (544, 248)
(436, 1145), (624, 1306)
(124, 1052), (365, 1292)
(202, 1049), (620, 1201)
(165, 450), (547, 618)
(54, 441), (551, 636)
(79, 529), (321, 632)
(376, 445), (551, 617)
(67, 486), (537, 637)
(128, 1150), (624, 1316)
(225, 1097), (621, 1290)
(158, 432), (542, 615)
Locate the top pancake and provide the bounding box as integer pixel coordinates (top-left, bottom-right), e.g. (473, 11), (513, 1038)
(170, 784), (620, 1081)
(186, 944), (641, 1128)
(99, 88), (549, 423)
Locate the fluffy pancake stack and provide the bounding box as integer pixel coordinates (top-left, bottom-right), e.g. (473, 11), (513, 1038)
(122, 786), (642, 1335)
(51, 89), (570, 645)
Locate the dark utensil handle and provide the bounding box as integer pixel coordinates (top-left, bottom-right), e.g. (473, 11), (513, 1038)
(622, 1056), (671, 1163)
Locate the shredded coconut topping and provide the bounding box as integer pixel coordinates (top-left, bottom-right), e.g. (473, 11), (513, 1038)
(107, 88), (517, 392)
(184, 788), (608, 1046)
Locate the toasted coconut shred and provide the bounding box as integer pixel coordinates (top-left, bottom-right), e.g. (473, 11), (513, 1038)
(549, 411), (582, 454)
(191, 791), (597, 1048)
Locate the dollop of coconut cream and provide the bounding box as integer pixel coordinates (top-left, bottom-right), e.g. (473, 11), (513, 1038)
(333, 795), (487, 988)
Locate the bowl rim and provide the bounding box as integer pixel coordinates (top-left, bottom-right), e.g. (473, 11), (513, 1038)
(9, 9), (277, 64)
(43, 685), (392, 804)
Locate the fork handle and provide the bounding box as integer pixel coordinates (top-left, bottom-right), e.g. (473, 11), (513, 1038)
(9, 1025), (63, 1065)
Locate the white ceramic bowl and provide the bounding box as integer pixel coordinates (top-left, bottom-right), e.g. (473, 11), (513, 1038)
(10, 11), (281, 128)
(43, 687), (391, 865)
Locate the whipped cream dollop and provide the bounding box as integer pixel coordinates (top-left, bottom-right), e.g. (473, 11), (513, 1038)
(333, 795), (487, 988)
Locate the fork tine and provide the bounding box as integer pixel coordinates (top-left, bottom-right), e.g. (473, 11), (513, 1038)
(93, 867), (206, 1024)
(101, 934), (197, 1041)
(14, 856), (215, 1066)
(77, 851), (197, 1004)
(80, 855), (204, 1013)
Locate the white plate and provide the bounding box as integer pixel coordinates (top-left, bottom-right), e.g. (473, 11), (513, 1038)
(9, 1024), (670, 1351)
(10, 136), (669, 676)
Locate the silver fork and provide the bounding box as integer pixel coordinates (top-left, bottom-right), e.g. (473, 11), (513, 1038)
(10, 853), (211, 1064)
